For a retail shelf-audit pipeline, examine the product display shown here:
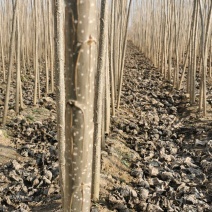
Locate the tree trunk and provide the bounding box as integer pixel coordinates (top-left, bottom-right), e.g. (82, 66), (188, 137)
(54, 0), (65, 209)
(109, 0), (115, 116)
(2, 0), (18, 125)
(33, 0), (38, 105)
(64, 0), (97, 210)
(92, 0), (108, 201)
(15, 7), (20, 114)
(117, 0), (132, 109)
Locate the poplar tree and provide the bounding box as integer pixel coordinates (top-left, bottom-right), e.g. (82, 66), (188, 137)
(64, 1), (97, 211)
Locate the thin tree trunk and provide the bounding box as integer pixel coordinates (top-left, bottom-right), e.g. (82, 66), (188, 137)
(54, 0), (65, 209)
(33, 0), (38, 105)
(109, 0), (115, 116)
(15, 8), (20, 114)
(199, 0), (212, 116)
(116, 0), (132, 109)
(2, 0), (18, 125)
(0, 31), (5, 82)
(105, 39), (110, 136)
(92, 0), (108, 201)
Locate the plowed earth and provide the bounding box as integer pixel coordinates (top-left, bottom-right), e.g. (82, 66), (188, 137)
(0, 42), (212, 212)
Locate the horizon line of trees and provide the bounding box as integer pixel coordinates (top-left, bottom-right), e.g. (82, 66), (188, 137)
(129, 0), (212, 116)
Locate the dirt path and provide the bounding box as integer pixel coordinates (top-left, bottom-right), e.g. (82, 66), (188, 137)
(0, 42), (211, 211)
(95, 42), (212, 212)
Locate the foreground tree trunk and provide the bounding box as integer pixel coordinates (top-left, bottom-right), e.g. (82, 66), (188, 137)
(64, 1), (97, 211)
